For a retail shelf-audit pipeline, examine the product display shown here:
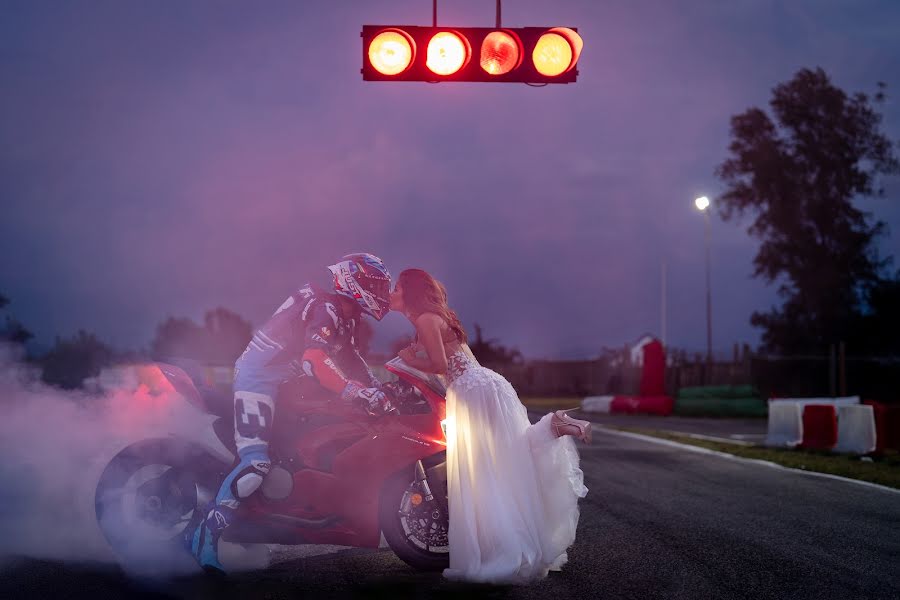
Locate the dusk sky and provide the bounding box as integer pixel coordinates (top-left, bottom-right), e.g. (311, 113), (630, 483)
(2, 0), (899, 359)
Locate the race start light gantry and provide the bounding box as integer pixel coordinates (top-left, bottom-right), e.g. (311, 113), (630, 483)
(362, 25), (582, 83)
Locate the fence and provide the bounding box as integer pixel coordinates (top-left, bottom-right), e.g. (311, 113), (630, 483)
(484, 360), (642, 398)
(480, 350), (900, 402)
(156, 347), (899, 403)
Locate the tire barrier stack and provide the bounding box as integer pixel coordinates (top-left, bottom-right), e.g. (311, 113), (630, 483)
(766, 396), (899, 454)
(582, 385), (763, 418)
(674, 385), (767, 417)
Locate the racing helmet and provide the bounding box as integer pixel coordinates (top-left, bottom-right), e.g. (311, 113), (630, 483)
(328, 253), (392, 320)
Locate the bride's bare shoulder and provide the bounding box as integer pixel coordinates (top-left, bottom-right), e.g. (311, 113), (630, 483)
(414, 312), (446, 328)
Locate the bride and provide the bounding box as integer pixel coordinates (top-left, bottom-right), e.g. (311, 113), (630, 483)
(390, 268), (590, 584)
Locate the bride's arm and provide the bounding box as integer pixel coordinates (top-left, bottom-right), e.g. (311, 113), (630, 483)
(398, 313), (448, 374)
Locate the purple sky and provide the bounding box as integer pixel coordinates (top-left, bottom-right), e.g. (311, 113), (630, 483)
(2, 0), (899, 359)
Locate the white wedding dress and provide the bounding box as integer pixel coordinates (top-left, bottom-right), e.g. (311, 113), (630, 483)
(441, 345), (588, 584)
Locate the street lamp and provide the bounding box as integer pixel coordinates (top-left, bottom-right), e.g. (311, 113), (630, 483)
(695, 196), (712, 380)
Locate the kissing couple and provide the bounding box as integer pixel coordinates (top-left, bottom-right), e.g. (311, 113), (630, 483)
(188, 253), (589, 585)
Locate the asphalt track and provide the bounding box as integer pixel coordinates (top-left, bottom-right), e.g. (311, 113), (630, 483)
(1, 415), (898, 600)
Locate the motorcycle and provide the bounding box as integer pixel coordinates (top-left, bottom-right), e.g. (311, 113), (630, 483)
(94, 358), (451, 572)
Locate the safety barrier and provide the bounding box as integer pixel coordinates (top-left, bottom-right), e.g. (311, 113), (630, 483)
(609, 396), (674, 416)
(581, 395), (614, 413)
(864, 401), (900, 453)
(799, 405), (838, 450)
(766, 401), (803, 447)
(766, 397), (891, 454)
(769, 396), (860, 408)
(579, 395), (673, 415)
(834, 405), (877, 454)
(767, 397), (858, 450)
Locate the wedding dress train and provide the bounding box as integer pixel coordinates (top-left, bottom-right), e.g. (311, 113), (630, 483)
(441, 346), (588, 584)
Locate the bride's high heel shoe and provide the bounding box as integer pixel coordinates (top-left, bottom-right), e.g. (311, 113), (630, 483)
(551, 410), (592, 444)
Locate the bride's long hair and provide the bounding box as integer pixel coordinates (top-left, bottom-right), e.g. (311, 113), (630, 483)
(397, 269), (468, 344)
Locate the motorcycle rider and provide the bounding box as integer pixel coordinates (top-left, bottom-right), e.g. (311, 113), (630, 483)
(187, 253), (395, 573)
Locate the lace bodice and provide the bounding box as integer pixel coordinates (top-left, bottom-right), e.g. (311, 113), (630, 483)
(445, 346), (479, 385)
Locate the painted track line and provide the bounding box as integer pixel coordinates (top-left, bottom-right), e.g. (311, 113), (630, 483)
(598, 425), (900, 496)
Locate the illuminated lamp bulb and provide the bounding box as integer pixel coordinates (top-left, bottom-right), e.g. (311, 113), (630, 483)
(533, 27), (583, 77)
(480, 31), (522, 75)
(426, 31), (469, 76)
(368, 30), (414, 76)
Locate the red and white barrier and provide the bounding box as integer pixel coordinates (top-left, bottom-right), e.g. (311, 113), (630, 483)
(800, 405), (838, 450)
(769, 396), (860, 408)
(834, 405), (877, 454)
(767, 397), (883, 454)
(766, 401), (803, 447)
(581, 395), (615, 413)
(580, 395), (674, 416)
(610, 395), (674, 416)
(863, 401), (900, 453)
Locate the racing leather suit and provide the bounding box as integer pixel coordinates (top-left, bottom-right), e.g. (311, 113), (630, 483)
(187, 282), (389, 571)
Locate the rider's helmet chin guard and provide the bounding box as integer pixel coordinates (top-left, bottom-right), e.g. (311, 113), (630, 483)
(328, 253), (392, 321)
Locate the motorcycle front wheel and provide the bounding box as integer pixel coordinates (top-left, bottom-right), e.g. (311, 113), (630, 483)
(379, 462), (450, 571)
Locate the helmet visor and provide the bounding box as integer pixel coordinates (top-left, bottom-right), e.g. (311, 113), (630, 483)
(359, 276), (390, 308)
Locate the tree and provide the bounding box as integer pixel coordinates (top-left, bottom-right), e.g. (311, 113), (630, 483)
(715, 68), (900, 354)
(151, 307), (252, 364)
(0, 292), (33, 346)
(202, 307), (255, 364)
(468, 323), (523, 365)
(858, 272), (900, 355)
(39, 330), (114, 389)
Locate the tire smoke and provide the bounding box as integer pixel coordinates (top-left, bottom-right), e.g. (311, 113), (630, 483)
(0, 343), (217, 574)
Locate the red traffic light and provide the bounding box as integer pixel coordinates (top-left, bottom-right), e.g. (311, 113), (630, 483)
(480, 31), (522, 75)
(426, 30), (470, 76)
(361, 26), (582, 83)
(368, 29), (415, 76)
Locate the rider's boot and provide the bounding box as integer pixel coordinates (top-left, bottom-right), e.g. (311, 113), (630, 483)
(185, 447), (271, 574)
(186, 502), (232, 574)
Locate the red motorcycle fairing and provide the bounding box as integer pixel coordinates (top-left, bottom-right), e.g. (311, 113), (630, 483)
(95, 358), (451, 571)
(152, 362), (233, 417)
(223, 363), (447, 548)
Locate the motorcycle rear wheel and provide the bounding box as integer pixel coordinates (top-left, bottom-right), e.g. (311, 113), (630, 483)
(379, 465), (450, 571)
(94, 438), (222, 574)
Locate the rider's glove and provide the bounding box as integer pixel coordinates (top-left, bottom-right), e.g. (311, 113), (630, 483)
(341, 381), (396, 416)
(367, 372), (383, 390)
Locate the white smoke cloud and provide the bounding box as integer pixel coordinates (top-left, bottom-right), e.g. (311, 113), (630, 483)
(0, 343), (246, 575)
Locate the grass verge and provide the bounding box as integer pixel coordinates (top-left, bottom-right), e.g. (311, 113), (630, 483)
(613, 426), (900, 490)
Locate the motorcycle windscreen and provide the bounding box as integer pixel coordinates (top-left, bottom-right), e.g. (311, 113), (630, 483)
(384, 357), (447, 396)
(155, 362), (208, 411)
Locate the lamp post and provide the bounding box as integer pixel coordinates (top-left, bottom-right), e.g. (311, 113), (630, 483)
(695, 196), (712, 380)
